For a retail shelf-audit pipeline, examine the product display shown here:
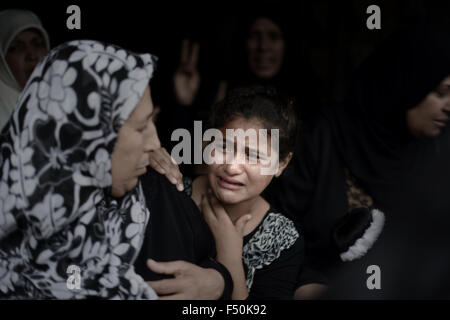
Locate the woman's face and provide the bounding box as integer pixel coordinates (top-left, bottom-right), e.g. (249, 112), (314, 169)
(5, 28), (48, 88)
(407, 75), (450, 137)
(245, 17), (285, 79)
(207, 117), (290, 205)
(111, 86), (160, 197)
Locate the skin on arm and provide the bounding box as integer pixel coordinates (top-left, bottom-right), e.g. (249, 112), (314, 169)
(294, 283), (328, 300)
(191, 175), (209, 207)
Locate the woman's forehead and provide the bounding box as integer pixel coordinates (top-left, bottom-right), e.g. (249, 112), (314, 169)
(14, 28), (45, 41)
(128, 87), (152, 122)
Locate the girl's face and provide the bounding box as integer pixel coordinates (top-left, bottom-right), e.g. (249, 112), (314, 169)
(407, 75), (450, 137)
(6, 28), (48, 88)
(207, 116), (291, 205)
(246, 17), (285, 80)
(111, 85), (160, 197)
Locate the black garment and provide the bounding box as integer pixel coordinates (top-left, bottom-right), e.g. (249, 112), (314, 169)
(264, 112), (347, 284)
(265, 24), (450, 298)
(134, 169), (232, 299)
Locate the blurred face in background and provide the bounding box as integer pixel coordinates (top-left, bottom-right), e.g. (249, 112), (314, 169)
(407, 75), (450, 137)
(246, 17), (285, 79)
(5, 28), (48, 88)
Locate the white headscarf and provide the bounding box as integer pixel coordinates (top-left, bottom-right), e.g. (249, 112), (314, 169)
(0, 9), (50, 130)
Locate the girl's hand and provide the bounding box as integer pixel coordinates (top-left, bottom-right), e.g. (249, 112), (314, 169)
(149, 147), (184, 191)
(201, 190), (252, 299)
(201, 190), (252, 263)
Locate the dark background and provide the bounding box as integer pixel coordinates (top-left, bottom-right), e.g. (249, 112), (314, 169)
(2, 0), (450, 107)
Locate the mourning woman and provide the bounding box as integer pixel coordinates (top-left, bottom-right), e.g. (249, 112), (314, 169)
(264, 24), (450, 299)
(0, 40), (230, 299)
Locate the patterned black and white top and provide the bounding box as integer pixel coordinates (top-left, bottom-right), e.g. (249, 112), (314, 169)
(0, 40), (157, 299)
(183, 177), (304, 299)
(242, 209), (303, 299)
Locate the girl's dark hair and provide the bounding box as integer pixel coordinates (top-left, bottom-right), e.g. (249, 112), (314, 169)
(208, 85), (299, 161)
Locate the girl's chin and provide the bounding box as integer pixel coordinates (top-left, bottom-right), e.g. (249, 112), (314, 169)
(213, 189), (245, 205)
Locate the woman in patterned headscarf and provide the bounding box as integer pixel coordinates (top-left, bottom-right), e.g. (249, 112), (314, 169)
(0, 39), (160, 299)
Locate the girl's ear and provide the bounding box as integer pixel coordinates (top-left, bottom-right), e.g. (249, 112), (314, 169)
(275, 152), (293, 177)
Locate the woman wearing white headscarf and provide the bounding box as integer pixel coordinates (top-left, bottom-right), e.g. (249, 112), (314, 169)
(0, 9), (50, 130)
(0, 39), (160, 299)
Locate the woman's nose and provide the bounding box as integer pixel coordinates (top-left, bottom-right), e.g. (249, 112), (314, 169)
(258, 35), (270, 51)
(25, 46), (37, 61)
(144, 124), (160, 152)
(144, 135), (160, 152)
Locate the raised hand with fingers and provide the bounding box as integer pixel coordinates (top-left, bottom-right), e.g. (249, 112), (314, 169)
(174, 39), (200, 106)
(148, 147), (184, 191)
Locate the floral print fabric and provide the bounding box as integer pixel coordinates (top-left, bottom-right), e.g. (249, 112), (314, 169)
(0, 40), (157, 299)
(243, 212), (299, 290)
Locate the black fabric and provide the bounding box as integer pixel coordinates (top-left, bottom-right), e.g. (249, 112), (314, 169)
(332, 207), (373, 254)
(264, 24), (450, 298)
(264, 113), (346, 281)
(134, 169), (232, 299)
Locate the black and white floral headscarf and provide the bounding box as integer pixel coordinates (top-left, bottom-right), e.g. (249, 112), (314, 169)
(0, 40), (158, 299)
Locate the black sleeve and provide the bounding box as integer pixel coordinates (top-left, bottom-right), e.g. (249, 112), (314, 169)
(134, 169), (233, 299)
(247, 237), (305, 300)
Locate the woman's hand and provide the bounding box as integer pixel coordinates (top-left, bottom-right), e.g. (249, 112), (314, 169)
(148, 147), (184, 191)
(146, 259), (224, 300)
(173, 39), (200, 106)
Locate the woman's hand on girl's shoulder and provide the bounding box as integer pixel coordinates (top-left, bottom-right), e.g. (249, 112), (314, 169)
(148, 147), (184, 191)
